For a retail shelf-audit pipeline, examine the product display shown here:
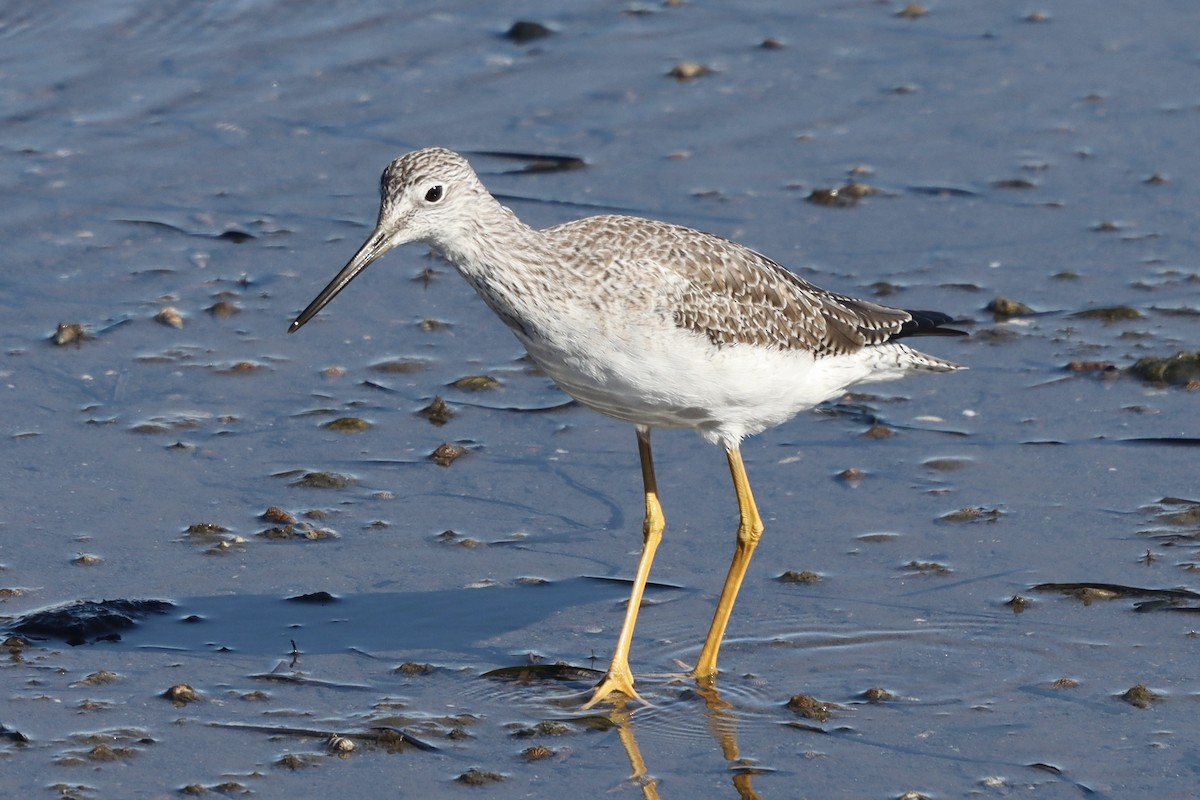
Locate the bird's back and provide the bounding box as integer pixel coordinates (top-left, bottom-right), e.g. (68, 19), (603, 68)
(541, 214), (955, 363)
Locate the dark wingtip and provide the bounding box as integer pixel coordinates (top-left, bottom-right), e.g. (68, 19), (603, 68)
(897, 309), (969, 339)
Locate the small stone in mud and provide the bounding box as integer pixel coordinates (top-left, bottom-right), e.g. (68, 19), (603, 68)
(431, 442), (467, 467)
(456, 768), (506, 785)
(1129, 351), (1200, 388)
(922, 457), (972, 472)
(786, 694), (836, 722)
(1070, 305), (1142, 321)
(991, 178), (1036, 190)
(186, 522), (229, 536)
(371, 358), (427, 374)
(902, 560), (952, 575)
(1051, 678), (1079, 689)
(288, 590), (337, 604)
(163, 683), (201, 705)
(51, 322), (90, 346)
(1070, 586), (1119, 604)
(293, 471), (354, 489)
(204, 539), (242, 555)
(221, 360), (263, 374)
(896, 3), (928, 18)
(532, 721), (573, 737)
(87, 743), (136, 761)
(419, 395), (455, 426)
(860, 423), (895, 439)
(668, 62), (713, 81)
(256, 525), (291, 544)
(836, 467), (865, 485)
(206, 300), (239, 318)
(760, 37), (785, 49)
(1153, 501), (1200, 526)
(1006, 595), (1031, 613)
(256, 524), (336, 541)
(434, 530), (481, 548)
(985, 296), (1034, 318)
(262, 506), (296, 524)
(76, 670), (121, 686)
(861, 687), (893, 703)
(450, 374), (501, 391)
(778, 570), (822, 584)
(323, 416), (371, 432)
(394, 661), (436, 676)
(1120, 683), (1161, 708)
(276, 753), (312, 769)
(939, 507), (1003, 523)
(973, 327), (1020, 344)
(72, 553), (102, 566)
(1066, 360), (1119, 377)
(807, 186), (859, 207)
(154, 306), (184, 328)
(841, 181), (879, 199)
(128, 421), (169, 434)
(505, 20), (552, 43)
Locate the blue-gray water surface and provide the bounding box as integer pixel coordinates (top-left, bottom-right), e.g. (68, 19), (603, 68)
(2, 2), (1198, 798)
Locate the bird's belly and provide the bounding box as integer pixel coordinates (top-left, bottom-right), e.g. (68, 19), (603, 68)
(520, 328), (873, 444)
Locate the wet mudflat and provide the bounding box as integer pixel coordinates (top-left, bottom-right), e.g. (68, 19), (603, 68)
(2, 2), (1199, 797)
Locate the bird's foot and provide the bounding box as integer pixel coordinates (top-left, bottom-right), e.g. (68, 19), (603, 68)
(580, 666), (648, 710)
(691, 666), (718, 692)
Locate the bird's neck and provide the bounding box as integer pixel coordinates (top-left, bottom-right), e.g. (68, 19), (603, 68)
(433, 199), (542, 283)
(430, 201), (571, 342)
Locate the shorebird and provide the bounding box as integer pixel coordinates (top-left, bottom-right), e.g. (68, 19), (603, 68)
(290, 148), (963, 708)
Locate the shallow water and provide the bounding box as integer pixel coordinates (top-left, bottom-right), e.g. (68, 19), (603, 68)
(2, 2), (1199, 797)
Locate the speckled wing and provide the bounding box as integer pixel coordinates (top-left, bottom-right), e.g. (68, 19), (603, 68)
(667, 232), (913, 356)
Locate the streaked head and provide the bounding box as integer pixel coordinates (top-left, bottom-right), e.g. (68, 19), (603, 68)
(289, 148), (481, 333)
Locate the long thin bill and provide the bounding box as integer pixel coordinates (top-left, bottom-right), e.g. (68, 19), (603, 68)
(289, 227), (388, 333)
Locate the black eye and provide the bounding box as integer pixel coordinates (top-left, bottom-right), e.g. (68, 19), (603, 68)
(425, 185), (444, 203)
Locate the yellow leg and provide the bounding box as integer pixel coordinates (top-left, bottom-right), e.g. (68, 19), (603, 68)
(582, 426), (662, 709)
(693, 445), (764, 684)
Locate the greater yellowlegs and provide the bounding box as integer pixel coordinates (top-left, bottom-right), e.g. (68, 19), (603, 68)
(290, 148), (963, 708)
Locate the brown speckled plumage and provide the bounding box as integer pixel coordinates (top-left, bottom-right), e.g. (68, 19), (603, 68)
(546, 214), (918, 356)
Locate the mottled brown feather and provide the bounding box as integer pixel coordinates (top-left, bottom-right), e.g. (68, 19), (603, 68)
(548, 215), (914, 357)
